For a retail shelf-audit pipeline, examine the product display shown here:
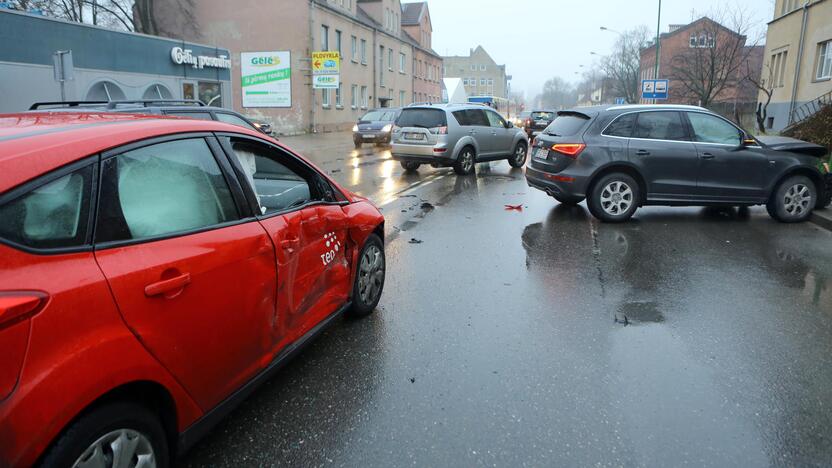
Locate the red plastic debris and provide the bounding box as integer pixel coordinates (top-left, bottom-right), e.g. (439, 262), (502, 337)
(504, 204), (523, 211)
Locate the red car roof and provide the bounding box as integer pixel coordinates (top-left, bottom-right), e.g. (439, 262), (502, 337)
(0, 112), (271, 193)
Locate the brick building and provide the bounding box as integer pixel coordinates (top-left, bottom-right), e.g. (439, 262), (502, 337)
(639, 17), (763, 127)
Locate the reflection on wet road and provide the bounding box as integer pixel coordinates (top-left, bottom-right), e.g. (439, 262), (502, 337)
(184, 132), (832, 467)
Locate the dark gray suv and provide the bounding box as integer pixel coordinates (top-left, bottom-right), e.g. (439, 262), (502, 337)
(525, 104), (828, 223)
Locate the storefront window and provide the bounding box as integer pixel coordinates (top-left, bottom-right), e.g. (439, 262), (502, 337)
(183, 82), (196, 100)
(199, 82), (222, 107)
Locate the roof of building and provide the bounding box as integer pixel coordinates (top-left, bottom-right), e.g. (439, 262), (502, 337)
(401, 2), (426, 25)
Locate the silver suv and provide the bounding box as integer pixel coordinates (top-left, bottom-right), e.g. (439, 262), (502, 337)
(391, 104), (529, 175)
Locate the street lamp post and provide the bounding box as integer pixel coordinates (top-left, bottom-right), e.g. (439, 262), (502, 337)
(654, 0), (662, 80)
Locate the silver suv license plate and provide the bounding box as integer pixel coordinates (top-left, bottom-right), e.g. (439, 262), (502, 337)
(534, 148), (548, 159)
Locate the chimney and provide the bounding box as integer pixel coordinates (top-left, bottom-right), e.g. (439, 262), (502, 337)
(668, 24), (684, 33)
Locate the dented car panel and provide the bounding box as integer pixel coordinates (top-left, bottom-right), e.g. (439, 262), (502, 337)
(0, 112), (385, 467)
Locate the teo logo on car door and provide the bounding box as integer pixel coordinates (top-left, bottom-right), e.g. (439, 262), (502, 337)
(221, 136), (352, 346)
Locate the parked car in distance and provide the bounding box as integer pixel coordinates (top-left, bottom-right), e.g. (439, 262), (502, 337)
(525, 104), (828, 223)
(352, 108), (401, 147)
(525, 110), (556, 140)
(29, 100), (275, 137)
(391, 104), (529, 175)
(0, 112), (385, 467)
(514, 111), (531, 128)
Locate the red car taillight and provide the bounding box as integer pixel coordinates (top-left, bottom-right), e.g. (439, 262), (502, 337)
(0, 291), (48, 331)
(429, 126), (448, 135)
(551, 143), (586, 158)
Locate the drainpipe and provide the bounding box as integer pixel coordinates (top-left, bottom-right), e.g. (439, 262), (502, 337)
(372, 28), (378, 110)
(309, 0), (317, 133)
(787, 1), (810, 125)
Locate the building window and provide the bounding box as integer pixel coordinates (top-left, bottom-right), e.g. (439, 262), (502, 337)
(360, 39), (367, 64)
(379, 46), (385, 87)
(463, 78), (469, 86)
(816, 40), (832, 80)
(360, 85), (368, 108)
(335, 85), (342, 107)
(351, 84), (358, 108)
(771, 50), (788, 87)
(86, 80), (127, 101)
(400, 90), (406, 106)
(480, 78), (486, 86)
(321, 25), (329, 51)
(142, 84), (173, 99)
(689, 33), (715, 48)
(351, 36), (358, 61)
(470, 64), (476, 71)
(322, 88), (330, 107)
(335, 30), (342, 56)
(480, 64), (486, 71)
(400, 52), (406, 73)
(388, 48), (393, 71)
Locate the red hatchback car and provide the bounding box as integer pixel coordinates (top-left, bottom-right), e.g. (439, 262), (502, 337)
(0, 113), (386, 467)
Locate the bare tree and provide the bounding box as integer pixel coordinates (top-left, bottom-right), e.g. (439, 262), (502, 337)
(5, 0), (169, 35)
(538, 77), (576, 110)
(668, 6), (761, 107)
(600, 26), (651, 104)
(745, 60), (775, 133)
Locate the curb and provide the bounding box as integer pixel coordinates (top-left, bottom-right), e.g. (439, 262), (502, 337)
(810, 209), (832, 232)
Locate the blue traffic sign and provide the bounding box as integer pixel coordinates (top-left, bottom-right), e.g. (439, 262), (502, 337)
(615, 97), (626, 105)
(642, 79), (669, 100)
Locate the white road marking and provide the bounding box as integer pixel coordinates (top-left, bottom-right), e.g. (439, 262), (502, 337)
(378, 173), (448, 207)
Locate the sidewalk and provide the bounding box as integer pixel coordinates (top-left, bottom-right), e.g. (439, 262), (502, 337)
(812, 207), (832, 231)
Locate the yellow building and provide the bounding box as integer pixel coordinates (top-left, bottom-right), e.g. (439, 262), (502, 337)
(760, 0), (832, 131)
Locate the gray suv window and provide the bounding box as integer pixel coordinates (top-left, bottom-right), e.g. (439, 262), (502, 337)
(687, 112), (741, 146)
(634, 111), (687, 141)
(485, 110), (507, 128)
(603, 113), (637, 137)
(544, 113), (590, 136)
(453, 109), (490, 127)
(216, 112), (257, 131)
(397, 108), (447, 128)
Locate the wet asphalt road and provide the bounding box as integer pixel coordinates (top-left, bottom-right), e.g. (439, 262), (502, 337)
(183, 133), (832, 467)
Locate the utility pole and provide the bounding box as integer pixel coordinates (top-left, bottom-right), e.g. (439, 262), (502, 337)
(653, 0), (662, 104)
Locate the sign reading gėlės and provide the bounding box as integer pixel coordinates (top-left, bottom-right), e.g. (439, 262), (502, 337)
(241, 51), (292, 108)
(312, 51), (340, 89)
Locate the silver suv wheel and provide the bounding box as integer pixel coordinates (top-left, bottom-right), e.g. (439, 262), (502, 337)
(783, 183), (812, 217)
(600, 181), (634, 216)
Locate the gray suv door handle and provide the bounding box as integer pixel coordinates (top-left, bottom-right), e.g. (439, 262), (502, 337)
(469, 130), (477, 135)
(635, 150), (650, 156)
(700, 153), (715, 160)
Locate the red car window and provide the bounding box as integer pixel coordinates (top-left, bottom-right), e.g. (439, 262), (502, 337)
(96, 138), (239, 243)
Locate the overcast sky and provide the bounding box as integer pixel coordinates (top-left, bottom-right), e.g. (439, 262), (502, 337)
(424, 0), (774, 100)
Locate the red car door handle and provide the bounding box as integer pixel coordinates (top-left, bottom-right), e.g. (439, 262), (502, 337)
(145, 273), (191, 297)
(701, 153), (715, 160)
